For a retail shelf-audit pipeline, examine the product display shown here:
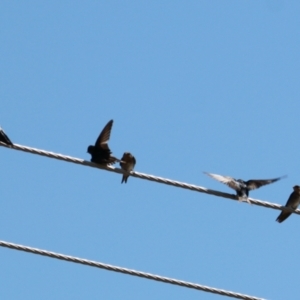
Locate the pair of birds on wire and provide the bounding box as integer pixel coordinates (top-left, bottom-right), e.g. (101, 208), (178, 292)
(87, 119), (136, 184)
(0, 122), (299, 223)
(204, 172), (300, 223)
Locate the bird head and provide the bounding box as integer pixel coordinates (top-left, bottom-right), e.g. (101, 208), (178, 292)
(122, 152), (130, 159)
(237, 179), (246, 184)
(87, 145), (93, 154)
(293, 185), (300, 193)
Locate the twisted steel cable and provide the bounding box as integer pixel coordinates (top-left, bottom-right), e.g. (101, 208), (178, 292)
(0, 239), (265, 300)
(0, 142), (298, 215)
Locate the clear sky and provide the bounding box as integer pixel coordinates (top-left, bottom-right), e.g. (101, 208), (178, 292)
(1, 1), (299, 299)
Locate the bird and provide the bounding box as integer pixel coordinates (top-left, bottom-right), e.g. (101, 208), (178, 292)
(276, 186), (300, 223)
(120, 152), (136, 183)
(87, 120), (119, 165)
(0, 127), (13, 146)
(204, 172), (286, 204)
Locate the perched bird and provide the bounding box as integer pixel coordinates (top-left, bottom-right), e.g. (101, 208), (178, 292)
(120, 152), (136, 183)
(204, 172), (286, 204)
(276, 185), (300, 223)
(87, 120), (119, 165)
(0, 127), (13, 146)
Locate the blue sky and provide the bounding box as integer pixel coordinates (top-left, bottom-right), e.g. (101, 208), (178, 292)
(0, 1), (299, 299)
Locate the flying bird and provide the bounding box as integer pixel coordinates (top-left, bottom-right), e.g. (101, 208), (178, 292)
(120, 152), (136, 183)
(0, 127), (13, 146)
(204, 172), (286, 204)
(276, 185), (300, 223)
(87, 120), (119, 165)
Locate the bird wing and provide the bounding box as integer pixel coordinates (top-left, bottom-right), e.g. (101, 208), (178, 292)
(95, 120), (113, 150)
(285, 191), (300, 209)
(246, 176), (286, 190)
(0, 128), (13, 145)
(204, 172), (240, 191)
(276, 190), (300, 222)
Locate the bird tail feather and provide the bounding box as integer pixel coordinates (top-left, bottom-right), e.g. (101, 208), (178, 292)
(276, 212), (291, 223)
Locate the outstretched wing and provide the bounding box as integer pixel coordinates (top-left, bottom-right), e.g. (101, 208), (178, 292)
(204, 172), (240, 191)
(246, 176), (286, 190)
(95, 120), (113, 150)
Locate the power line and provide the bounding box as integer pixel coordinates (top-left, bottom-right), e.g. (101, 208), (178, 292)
(0, 239), (265, 300)
(0, 142), (297, 216)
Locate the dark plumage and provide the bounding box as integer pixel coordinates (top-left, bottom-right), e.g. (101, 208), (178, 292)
(276, 186), (300, 223)
(204, 172), (286, 204)
(120, 152), (136, 183)
(87, 120), (119, 165)
(0, 127), (13, 146)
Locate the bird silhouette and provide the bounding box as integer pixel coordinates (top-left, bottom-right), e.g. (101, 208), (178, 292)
(120, 152), (136, 183)
(276, 185), (300, 223)
(204, 172), (286, 204)
(0, 127), (13, 146)
(87, 120), (119, 165)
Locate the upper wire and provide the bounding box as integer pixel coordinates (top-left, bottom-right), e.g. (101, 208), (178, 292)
(0, 142), (297, 215)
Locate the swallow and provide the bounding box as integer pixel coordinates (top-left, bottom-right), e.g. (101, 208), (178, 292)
(87, 120), (119, 165)
(120, 152), (136, 183)
(0, 127), (13, 146)
(204, 172), (286, 204)
(276, 186), (300, 223)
